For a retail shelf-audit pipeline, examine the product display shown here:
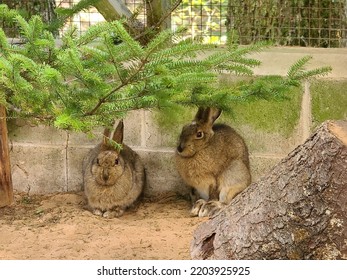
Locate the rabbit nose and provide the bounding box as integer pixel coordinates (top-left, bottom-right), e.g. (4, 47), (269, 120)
(103, 170), (109, 181)
(177, 144), (184, 153)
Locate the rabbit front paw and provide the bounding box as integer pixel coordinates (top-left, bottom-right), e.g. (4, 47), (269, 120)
(191, 199), (223, 217)
(200, 200), (223, 217)
(91, 208), (124, 218)
(92, 209), (103, 216)
(103, 208), (124, 218)
(191, 199), (206, 217)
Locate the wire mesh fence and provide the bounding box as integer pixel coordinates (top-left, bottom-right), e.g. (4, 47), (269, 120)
(0, 0), (346, 47)
(226, 0), (347, 48)
(175, 0), (347, 47)
(55, 0), (104, 35)
(55, 0), (347, 47)
(172, 0), (229, 44)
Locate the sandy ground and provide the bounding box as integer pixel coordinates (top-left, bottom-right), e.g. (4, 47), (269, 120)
(0, 192), (206, 260)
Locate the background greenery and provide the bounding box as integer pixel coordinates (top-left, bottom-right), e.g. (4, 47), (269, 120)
(155, 75), (303, 140)
(0, 1), (343, 137)
(172, 0), (347, 47)
(311, 80), (347, 128)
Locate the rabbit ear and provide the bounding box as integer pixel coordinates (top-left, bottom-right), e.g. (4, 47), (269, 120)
(208, 107), (222, 124)
(103, 128), (111, 145)
(194, 107), (207, 122)
(194, 107), (221, 126)
(113, 120), (124, 144)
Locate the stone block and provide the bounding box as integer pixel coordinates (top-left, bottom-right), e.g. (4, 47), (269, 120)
(240, 124), (301, 156)
(7, 47), (346, 196)
(66, 146), (91, 192)
(8, 120), (66, 145)
(143, 111), (181, 148)
(68, 110), (143, 147)
(123, 110), (143, 146)
(11, 144), (67, 194)
(135, 148), (189, 198)
(67, 130), (101, 147)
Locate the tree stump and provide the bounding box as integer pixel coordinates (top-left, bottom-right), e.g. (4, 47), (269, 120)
(191, 120), (347, 260)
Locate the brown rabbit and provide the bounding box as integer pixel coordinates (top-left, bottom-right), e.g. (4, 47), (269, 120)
(83, 120), (145, 218)
(175, 107), (251, 217)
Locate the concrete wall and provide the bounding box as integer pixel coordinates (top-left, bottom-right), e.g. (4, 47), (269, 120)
(8, 47), (347, 196)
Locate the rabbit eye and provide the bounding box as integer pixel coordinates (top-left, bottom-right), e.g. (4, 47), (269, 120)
(96, 158), (100, 165)
(196, 131), (204, 139)
(114, 159), (119, 165)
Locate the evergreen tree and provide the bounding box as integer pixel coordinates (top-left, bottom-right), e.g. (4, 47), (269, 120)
(0, 4), (331, 133)
(0, 3), (332, 205)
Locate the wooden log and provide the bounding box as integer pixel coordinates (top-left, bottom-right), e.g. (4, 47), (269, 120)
(0, 105), (13, 207)
(191, 120), (347, 260)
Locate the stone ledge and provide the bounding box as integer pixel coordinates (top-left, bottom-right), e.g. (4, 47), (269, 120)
(10, 141), (284, 196)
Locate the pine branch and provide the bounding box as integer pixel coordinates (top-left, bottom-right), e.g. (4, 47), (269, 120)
(83, 56), (149, 116)
(0, 29), (10, 56)
(76, 21), (111, 46)
(48, 0), (100, 32)
(14, 15), (31, 39)
(287, 55), (313, 78)
(111, 21), (144, 57)
(144, 28), (173, 56)
(0, 4), (20, 24)
(0, 5), (333, 132)
(152, 41), (216, 60)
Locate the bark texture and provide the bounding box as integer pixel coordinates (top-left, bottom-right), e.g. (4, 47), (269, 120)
(0, 105), (13, 207)
(191, 120), (347, 260)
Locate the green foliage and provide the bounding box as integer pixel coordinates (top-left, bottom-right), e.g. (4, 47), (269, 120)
(154, 75), (304, 138)
(226, 0), (347, 47)
(287, 55), (332, 85)
(172, 0), (346, 47)
(0, 4), (331, 134)
(0, 4), (19, 24)
(311, 80), (347, 128)
(218, 76), (302, 136)
(48, 0), (100, 33)
(55, 0), (99, 17)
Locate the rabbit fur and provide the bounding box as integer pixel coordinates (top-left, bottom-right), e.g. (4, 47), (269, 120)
(175, 107), (251, 217)
(83, 120), (145, 218)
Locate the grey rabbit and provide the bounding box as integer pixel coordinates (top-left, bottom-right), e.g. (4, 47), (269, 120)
(175, 107), (251, 217)
(83, 120), (145, 218)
